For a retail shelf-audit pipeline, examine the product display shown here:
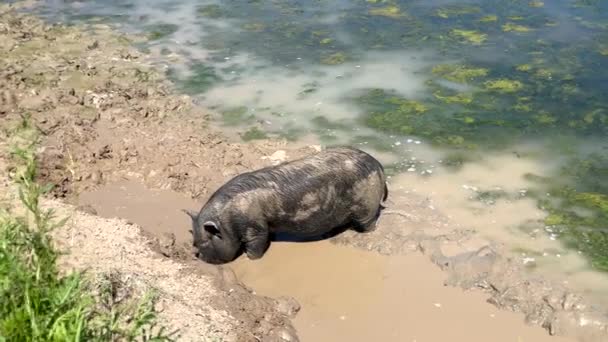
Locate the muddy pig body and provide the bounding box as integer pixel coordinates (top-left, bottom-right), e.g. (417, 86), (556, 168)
(185, 146), (388, 264)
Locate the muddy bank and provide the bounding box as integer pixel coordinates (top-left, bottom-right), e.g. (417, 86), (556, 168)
(0, 3), (302, 341)
(1, 1), (607, 341)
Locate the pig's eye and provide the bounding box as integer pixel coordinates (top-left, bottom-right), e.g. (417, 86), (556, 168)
(203, 221), (222, 239)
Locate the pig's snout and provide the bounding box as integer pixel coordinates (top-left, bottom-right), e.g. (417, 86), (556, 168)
(191, 244), (199, 258)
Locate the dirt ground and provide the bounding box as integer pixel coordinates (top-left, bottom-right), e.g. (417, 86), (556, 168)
(1, 1), (608, 341)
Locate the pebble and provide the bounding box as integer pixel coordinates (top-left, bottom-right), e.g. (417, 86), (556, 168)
(433, 303), (442, 308)
(407, 167), (416, 172)
(394, 141), (402, 146)
(414, 140), (421, 144)
(522, 257), (535, 265)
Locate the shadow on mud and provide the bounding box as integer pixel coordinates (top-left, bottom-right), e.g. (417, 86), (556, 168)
(270, 223), (352, 243)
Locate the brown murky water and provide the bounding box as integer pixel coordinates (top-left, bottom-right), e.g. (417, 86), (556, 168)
(79, 179), (575, 342)
(232, 241), (577, 342)
(388, 150), (608, 306)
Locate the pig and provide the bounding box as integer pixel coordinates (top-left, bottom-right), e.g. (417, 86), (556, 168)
(183, 146), (388, 265)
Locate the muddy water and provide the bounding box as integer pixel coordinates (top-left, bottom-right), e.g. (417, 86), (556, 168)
(78, 180), (198, 239)
(233, 242), (574, 342)
(79, 179), (575, 341)
(388, 149), (608, 306)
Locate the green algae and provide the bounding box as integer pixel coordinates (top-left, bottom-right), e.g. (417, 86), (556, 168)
(529, 1), (545, 7)
(221, 106), (255, 126)
(574, 193), (608, 212)
(483, 79), (523, 93)
(534, 68), (553, 79)
(474, 189), (509, 205)
(478, 15), (498, 23)
(241, 127), (268, 141)
(435, 5), (481, 19)
(297, 83), (319, 99)
(462, 116), (476, 124)
(277, 128), (306, 142)
(320, 52), (347, 65)
(431, 64), (489, 83)
(243, 22), (266, 32)
(433, 91), (473, 105)
(502, 23), (533, 32)
(196, 4), (223, 18)
(388, 97), (429, 113)
(551, 205), (608, 271)
(450, 29), (487, 45)
(437, 135), (466, 146)
(573, 0), (602, 8)
(534, 112), (557, 124)
(516, 64), (533, 72)
(145, 23), (178, 41)
(173, 64), (220, 95)
(532, 153), (608, 271)
(513, 102), (533, 112)
(311, 116), (350, 130)
(358, 89), (430, 136)
(442, 152), (477, 170)
(582, 109), (606, 125)
(368, 5), (404, 19)
(523, 172), (552, 184)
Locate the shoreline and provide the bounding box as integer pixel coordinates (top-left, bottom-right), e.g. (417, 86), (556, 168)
(1, 1), (607, 341)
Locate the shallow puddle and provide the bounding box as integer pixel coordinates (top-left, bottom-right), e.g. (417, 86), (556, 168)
(79, 179), (575, 341)
(233, 241), (574, 342)
(78, 180), (198, 240)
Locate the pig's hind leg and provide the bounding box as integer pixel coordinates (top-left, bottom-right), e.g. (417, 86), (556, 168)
(351, 205), (383, 233)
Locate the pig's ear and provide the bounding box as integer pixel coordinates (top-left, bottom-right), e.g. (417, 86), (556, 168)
(203, 221), (222, 239)
(182, 209), (198, 221)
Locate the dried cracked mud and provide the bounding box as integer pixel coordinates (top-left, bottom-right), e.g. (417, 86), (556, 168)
(1, 1), (608, 341)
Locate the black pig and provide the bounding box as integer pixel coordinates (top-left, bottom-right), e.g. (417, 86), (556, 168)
(184, 146), (388, 264)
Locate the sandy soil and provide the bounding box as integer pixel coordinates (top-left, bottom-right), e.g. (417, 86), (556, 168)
(1, 1), (608, 341)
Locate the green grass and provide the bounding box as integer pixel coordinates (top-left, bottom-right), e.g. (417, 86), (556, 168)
(0, 115), (176, 341)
